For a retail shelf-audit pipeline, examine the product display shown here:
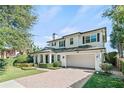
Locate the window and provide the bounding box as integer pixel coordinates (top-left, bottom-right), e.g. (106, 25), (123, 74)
(82, 36), (85, 44)
(57, 55), (61, 61)
(52, 55), (54, 63)
(52, 42), (56, 46)
(97, 33), (100, 42)
(86, 36), (90, 43)
(91, 34), (97, 42)
(59, 40), (65, 47)
(70, 38), (73, 45)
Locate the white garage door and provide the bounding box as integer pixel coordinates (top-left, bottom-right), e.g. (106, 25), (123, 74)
(66, 54), (95, 68)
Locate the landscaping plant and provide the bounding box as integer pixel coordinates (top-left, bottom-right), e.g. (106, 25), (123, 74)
(122, 61), (124, 74)
(104, 52), (117, 66)
(13, 54), (34, 69)
(38, 63), (53, 68)
(100, 63), (113, 73)
(53, 61), (61, 67)
(0, 59), (7, 70)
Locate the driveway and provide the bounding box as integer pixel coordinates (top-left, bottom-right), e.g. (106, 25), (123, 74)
(0, 68), (94, 88)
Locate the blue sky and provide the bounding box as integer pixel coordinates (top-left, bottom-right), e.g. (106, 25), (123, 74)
(31, 5), (116, 52)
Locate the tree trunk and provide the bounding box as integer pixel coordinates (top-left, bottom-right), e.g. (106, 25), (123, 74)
(118, 43), (123, 58)
(120, 43), (123, 58)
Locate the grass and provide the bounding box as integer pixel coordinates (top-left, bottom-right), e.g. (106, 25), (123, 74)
(83, 72), (124, 88)
(0, 58), (45, 83)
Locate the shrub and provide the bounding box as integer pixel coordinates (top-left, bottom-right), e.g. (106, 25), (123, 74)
(100, 63), (113, 73)
(14, 63), (33, 68)
(13, 54), (33, 66)
(16, 54), (28, 63)
(0, 59), (7, 69)
(15, 54), (33, 63)
(104, 52), (117, 66)
(122, 61), (124, 74)
(39, 63), (53, 68)
(27, 55), (33, 63)
(21, 67), (35, 70)
(53, 61), (61, 67)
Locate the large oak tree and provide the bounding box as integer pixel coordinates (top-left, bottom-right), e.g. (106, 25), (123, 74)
(0, 5), (37, 54)
(103, 5), (124, 57)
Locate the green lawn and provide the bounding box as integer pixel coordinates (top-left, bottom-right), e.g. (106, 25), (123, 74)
(83, 72), (124, 88)
(0, 58), (45, 83)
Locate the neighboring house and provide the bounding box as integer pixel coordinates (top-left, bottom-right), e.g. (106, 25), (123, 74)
(0, 49), (18, 59)
(32, 27), (107, 71)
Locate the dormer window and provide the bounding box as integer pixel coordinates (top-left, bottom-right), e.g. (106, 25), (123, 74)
(86, 36), (90, 43)
(91, 34), (96, 42)
(70, 38), (73, 45)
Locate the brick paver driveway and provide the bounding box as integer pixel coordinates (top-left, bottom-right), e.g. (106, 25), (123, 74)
(15, 68), (94, 88)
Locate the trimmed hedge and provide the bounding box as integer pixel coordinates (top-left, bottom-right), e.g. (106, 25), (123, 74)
(14, 63), (34, 68)
(39, 63), (53, 68)
(21, 67), (36, 70)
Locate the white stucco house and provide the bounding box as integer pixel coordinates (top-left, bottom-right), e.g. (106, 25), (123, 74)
(32, 27), (107, 71)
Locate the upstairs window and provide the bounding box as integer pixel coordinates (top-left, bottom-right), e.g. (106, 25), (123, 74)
(82, 36), (85, 44)
(52, 42), (56, 46)
(97, 33), (100, 42)
(70, 38), (73, 45)
(91, 34), (97, 42)
(59, 40), (65, 47)
(86, 36), (90, 43)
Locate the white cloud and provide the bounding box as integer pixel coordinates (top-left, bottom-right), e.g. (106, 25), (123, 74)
(69, 6), (92, 26)
(60, 27), (79, 35)
(59, 6), (92, 35)
(44, 36), (53, 40)
(44, 35), (60, 41)
(95, 19), (111, 28)
(107, 36), (110, 42)
(41, 6), (62, 22)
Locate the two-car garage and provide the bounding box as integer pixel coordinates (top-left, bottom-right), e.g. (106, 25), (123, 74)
(66, 54), (95, 69)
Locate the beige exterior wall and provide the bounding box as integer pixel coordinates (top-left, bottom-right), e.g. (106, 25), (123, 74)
(48, 28), (106, 49)
(65, 34), (79, 48)
(32, 49), (104, 71)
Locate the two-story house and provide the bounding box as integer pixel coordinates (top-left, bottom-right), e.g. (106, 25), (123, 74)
(32, 27), (107, 71)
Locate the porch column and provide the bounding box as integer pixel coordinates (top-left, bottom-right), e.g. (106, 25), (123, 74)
(43, 54), (46, 64)
(95, 53), (102, 71)
(49, 53), (52, 64)
(33, 55), (36, 64)
(55, 54), (57, 62)
(37, 54), (41, 64)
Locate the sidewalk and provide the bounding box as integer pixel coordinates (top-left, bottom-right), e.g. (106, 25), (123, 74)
(0, 80), (24, 88)
(112, 67), (124, 79)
